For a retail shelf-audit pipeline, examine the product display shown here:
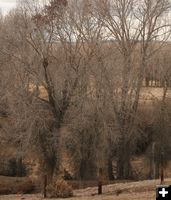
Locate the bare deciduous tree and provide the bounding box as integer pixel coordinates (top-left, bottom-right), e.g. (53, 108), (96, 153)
(95, 0), (171, 179)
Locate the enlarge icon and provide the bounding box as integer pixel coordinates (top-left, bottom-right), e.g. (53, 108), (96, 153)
(156, 185), (171, 200)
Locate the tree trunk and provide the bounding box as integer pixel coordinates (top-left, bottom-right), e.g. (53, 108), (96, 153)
(155, 162), (160, 179)
(145, 77), (150, 87)
(116, 137), (132, 179)
(107, 155), (114, 180)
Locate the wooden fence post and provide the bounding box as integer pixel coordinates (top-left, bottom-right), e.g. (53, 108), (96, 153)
(98, 168), (103, 195)
(160, 151), (164, 185)
(160, 167), (164, 185)
(43, 174), (47, 198)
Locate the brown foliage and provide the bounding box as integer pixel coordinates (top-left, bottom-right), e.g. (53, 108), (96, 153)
(46, 179), (73, 198)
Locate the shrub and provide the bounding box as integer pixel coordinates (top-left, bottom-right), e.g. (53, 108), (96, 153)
(47, 179), (73, 198)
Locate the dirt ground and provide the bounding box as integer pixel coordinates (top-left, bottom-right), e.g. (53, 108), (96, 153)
(1, 178), (170, 200)
(0, 193), (155, 200)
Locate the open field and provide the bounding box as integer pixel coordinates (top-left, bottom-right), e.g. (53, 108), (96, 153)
(1, 178), (171, 200)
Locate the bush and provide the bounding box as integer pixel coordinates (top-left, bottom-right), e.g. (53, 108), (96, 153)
(47, 179), (73, 198)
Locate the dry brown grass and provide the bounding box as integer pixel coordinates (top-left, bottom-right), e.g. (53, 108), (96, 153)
(0, 176), (35, 195)
(1, 178), (171, 200)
